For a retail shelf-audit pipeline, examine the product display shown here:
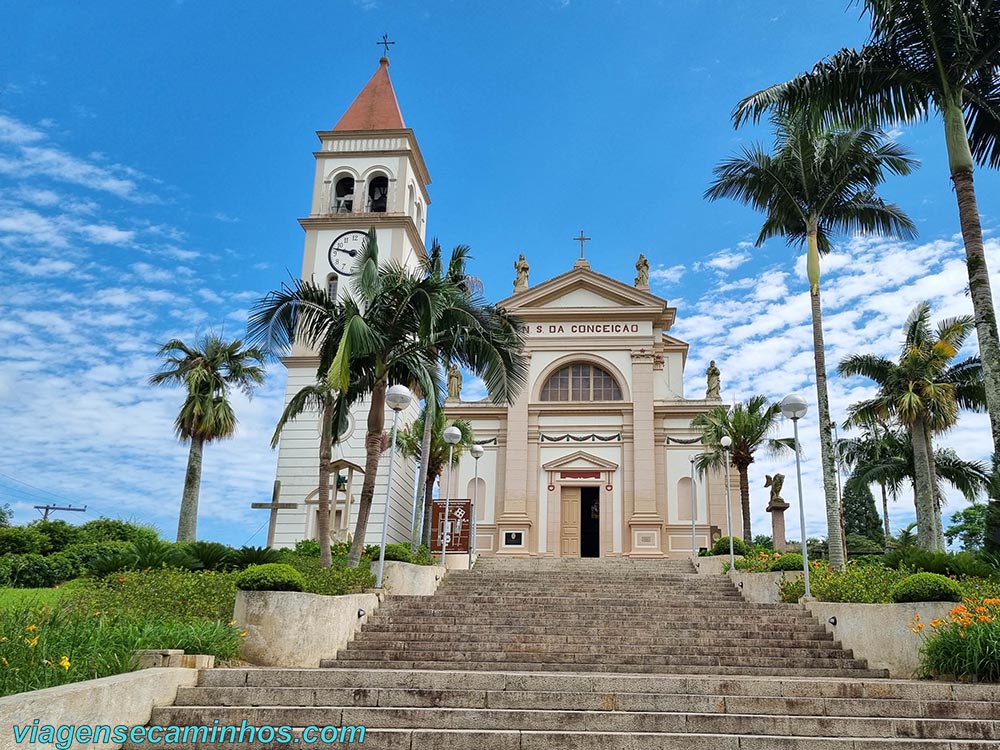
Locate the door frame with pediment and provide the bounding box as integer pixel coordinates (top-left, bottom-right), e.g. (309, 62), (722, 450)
(543, 450), (619, 557)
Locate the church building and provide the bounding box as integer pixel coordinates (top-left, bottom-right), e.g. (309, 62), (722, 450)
(268, 55), (740, 558)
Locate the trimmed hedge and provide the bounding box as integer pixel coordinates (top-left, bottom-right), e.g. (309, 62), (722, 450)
(235, 564), (305, 592)
(768, 553), (804, 572)
(711, 536), (749, 557)
(891, 572), (964, 603)
(0, 527), (50, 556)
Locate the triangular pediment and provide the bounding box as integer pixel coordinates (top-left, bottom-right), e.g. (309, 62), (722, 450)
(498, 267), (676, 329)
(542, 450), (620, 472)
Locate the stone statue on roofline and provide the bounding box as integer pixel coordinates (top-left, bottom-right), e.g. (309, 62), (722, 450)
(513, 254), (530, 291)
(447, 363), (463, 401)
(635, 253), (650, 288)
(705, 360), (722, 400)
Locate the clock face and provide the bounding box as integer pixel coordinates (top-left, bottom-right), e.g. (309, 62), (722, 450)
(327, 230), (367, 275)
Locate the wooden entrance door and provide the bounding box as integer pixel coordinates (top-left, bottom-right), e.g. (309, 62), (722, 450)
(560, 486), (581, 556)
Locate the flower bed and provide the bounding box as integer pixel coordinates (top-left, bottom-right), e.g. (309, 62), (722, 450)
(915, 598), (1000, 682)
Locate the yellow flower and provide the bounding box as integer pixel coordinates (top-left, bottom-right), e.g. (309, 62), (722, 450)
(930, 618), (944, 629)
(910, 623), (925, 633)
(239, 631), (248, 638)
(26, 636), (39, 648)
(25, 624), (37, 632)
(59, 656), (71, 670)
(1, 657), (8, 666)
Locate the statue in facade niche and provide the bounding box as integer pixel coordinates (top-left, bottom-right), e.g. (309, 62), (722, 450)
(513, 254), (530, 291)
(447, 363), (463, 401)
(705, 360), (721, 400)
(634, 253), (650, 287)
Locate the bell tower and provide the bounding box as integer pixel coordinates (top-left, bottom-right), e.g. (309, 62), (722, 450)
(298, 54), (431, 300)
(269, 54), (428, 550)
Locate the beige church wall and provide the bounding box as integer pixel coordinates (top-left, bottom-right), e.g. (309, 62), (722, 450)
(536, 443), (624, 557)
(653, 352), (687, 400)
(300, 226), (411, 294)
(664, 446), (708, 525)
(447, 440), (500, 525)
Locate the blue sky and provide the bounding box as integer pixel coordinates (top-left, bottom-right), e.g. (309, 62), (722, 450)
(1, 1), (998, 547)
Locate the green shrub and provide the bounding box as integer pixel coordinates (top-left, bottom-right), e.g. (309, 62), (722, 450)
(411, 545), (435, 566)
(85, 539), (199, 576)
(293, 538), (322, 557)
(70, 569), (238, 621)
(711, 536), (749, 557)
(891, 572), (964, 603)
(282, 555), (375, 595)
(779, 561), (909, 604)
(846, 533), (884, 556)
(381, 543), (412, 563)
(77, 519), (158, 545)
(60, 541), (132, 573)
(234, 545), (280, 568)
(182, 541), (236, 571)
(235, 564), (304, 592)
(0, 553), (78, 588)
(769, 553), (804, 572)
(0, 527), (51, 555)
(883, 549), (996, 579)
(28, 520), (82, 553)
(731, 549), (781, 572)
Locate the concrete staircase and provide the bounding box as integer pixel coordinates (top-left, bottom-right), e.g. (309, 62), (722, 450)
(148, 557), (1000, 748)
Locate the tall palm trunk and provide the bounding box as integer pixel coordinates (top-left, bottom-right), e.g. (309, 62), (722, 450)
(924, 430), (945, 551)
(735, 461), (752, 543)
(911, 417), (937, 551)
(317, 398), (334, 568)
(411, 400), (435, 550)
(177, 436), (204, 542)
(880, 482), (891, 543)
(806, 226), (845, 569)
(348, 381), (387, 567)
(421, 472), (437, 546)
(945, 103), (1000, 552)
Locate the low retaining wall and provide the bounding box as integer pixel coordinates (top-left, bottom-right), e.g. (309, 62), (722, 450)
(0, 668), (197, 750)
(692, 555), (742, 576)
(730, 570), (803, 604)
(234, 590), (379, 668)
(382, 560), (446, 595)
(804, 600), (955, 678)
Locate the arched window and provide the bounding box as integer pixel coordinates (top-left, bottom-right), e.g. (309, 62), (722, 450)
(367, 175), (388, 212)
(407, 185), (415, 217)
(333, 176), (354, 213)
(326, 274), (339, 300)
(415, 202), (423, 227)
(539, 363), (623, 402)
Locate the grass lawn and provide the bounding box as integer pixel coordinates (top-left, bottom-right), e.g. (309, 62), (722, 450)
(0, 587), (66, 609)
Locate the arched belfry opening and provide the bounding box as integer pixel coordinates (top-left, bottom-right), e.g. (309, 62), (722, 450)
(333, 176), (355, 213)
(367, 175), (389, 212)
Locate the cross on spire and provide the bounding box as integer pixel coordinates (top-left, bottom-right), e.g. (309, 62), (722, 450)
(573, 230), (591, 259)
(377, 34), (395, 58)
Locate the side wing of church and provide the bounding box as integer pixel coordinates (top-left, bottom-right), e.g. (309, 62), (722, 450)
(444, 258), (740, 558)
(267, 55), (740, 557)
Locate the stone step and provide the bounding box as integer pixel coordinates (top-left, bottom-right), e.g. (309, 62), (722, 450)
(330, 648), (868, 667)
(342, 641), (853, 660)
(173, 685), (1000, 720)
(353, 630), (840, 649)
(198, 668), (1000, 702)
(357, 622), (835, 640)
(149, 705), (1000, 741)
(317, 660), (890, 678)
(372, 613), (820, 627)
(125, 729), (1000, 750)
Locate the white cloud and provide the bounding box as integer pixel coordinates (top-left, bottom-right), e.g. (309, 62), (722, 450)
(697, 248), (753, 273)
(650, 264), (686, 285)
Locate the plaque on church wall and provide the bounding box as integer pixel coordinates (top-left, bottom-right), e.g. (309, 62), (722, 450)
(429, 500), (471, 553)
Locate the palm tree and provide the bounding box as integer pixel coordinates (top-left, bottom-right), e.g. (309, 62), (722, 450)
(396, 404), (474, 546)
(150, 334), (265, 541)
(732, 0), (1000, 548)
(840, 423), (990, 542)
(249, 229), (527, 567)
(271, 379), (355, 568)
(409, 240), (486, 548)
(705, 114), (917, 567)
(839, 302), (985, 549)
(691, 395), (795, 543)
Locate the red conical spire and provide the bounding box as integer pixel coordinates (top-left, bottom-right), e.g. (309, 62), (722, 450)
(333, 57), (405, 132)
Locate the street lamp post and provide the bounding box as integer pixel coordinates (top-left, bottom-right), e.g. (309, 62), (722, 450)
(440, 424), (462, 566)
(470, 444), (485, 570)
(689, 454), (698, 556)
(376, 384), (414, 589)
(720, 435), (735, 570)
(780, 393), (811, 598)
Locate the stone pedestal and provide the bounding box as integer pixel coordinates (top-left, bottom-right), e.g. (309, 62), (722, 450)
(767, 500), (790, 552)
